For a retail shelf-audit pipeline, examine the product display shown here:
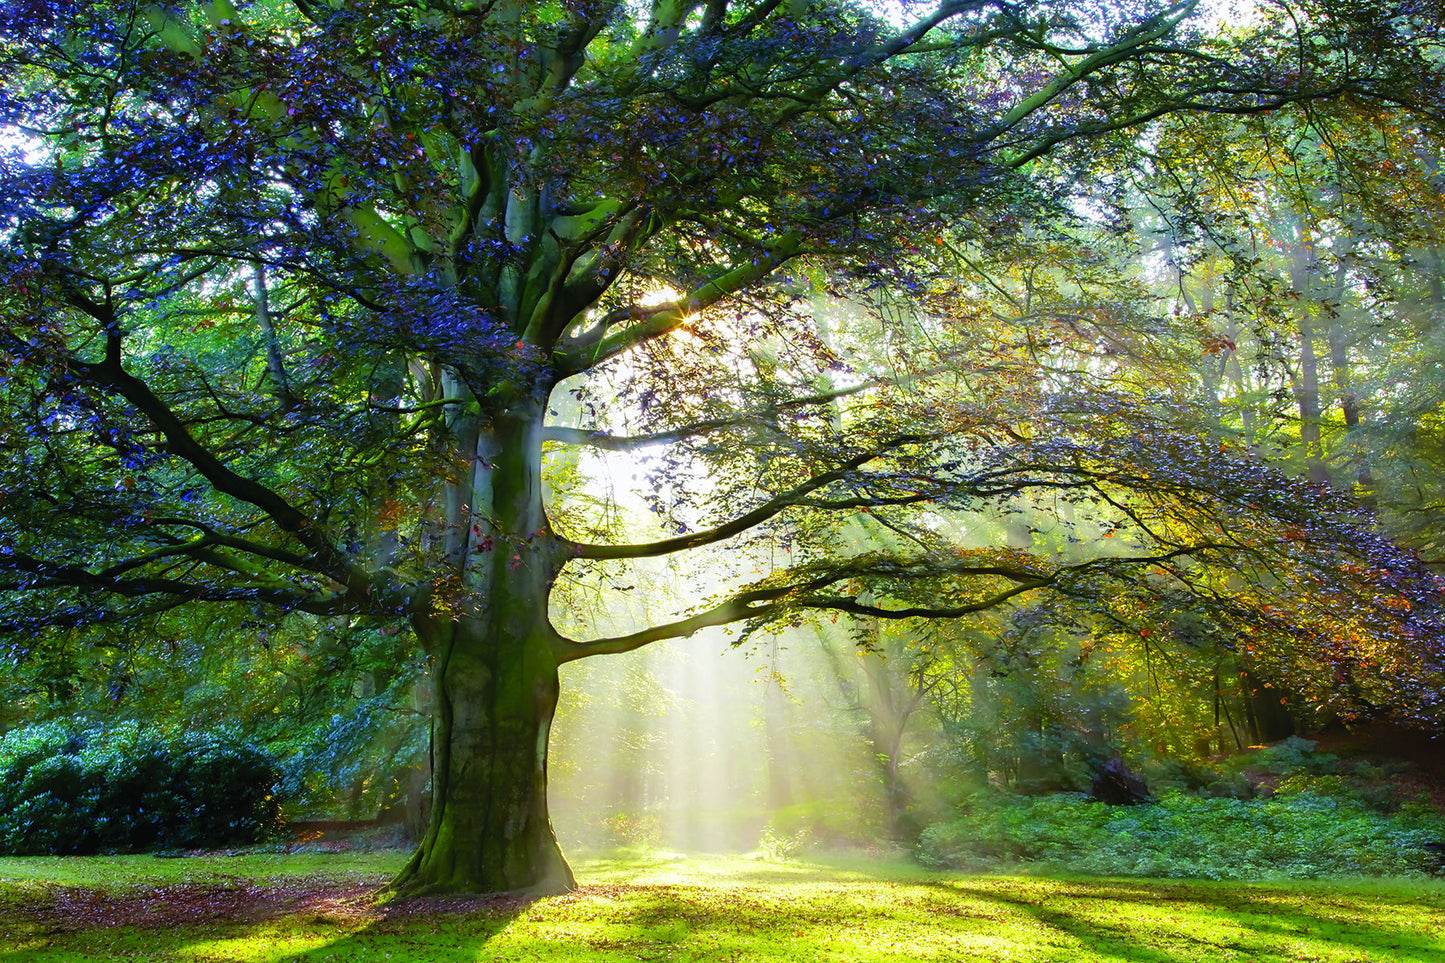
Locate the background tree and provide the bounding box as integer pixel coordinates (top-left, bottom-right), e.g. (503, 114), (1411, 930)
(2, 0), (1442, 895)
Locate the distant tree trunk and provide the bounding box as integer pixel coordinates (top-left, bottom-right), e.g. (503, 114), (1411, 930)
(1325, 314), (1374, 495)
(402, 759), (430, 842)
(1295, 315), (1330, 485)
(1221, 290), (1261, 443)
(1214, 663), (1245, 751)
(860, 649), (919, 841)
(1417, 149), (1445, 316)
(763, 637), (795, 811)
(1288, 238), (1331, 486)
(608, 663), (649, 822)
(252, 261), (295, 408)
(1429, 247), (1444, 314)
(815, 626), (924, 842)
(1242, 670), (1296, 743)
(966, 660), (994, 786)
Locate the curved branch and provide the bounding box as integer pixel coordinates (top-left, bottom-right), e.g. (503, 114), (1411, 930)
(565, 434), (930, 559)
(69, 356), (373, 594)
(554, 592), (782, 663)
(558, 231), (804, 373)
(542, 422), (746, 451)
(543, 379), (883, 450)
(766, 0), (1009, 125)
(983, 1), (1202, 146)
(0, 548), (347, 614)
(555, 541), (1236, 663)
(799, 583), (1046, 620)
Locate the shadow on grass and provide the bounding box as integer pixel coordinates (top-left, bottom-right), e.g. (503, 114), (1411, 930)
(266, 895), (530, 963)
(933, 877), (1445, 963)
(0, 882), (529, 963)
(3, 859), (1442, 962)
(566, 867), (1445, 963)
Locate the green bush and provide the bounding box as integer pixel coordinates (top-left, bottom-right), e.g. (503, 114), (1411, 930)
(1246, 737), (1340, 776)
(0, 722), (282, 855)
(276, 693), (427, 820)
(918, 789), (1445, 879)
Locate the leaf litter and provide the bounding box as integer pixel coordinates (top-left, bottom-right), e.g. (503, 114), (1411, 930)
(4, 879), (543, 933)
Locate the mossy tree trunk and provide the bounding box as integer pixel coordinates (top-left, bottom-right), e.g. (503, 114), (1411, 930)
(392, 401), (575, 896)
(396, 612), (574, 895)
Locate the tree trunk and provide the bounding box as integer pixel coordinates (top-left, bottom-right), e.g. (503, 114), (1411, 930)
(1294, 313), (1330, 486)
(1243, 670), (1296, 743)
(393, 614), (574, 895)
(860, 651), (921, 842)
(763, 637), (795, 811)
(391, 402), (575, 896)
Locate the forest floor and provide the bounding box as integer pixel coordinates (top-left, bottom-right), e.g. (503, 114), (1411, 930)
(1313, 724), (1445, 810)
(0, 852), (1441, 962)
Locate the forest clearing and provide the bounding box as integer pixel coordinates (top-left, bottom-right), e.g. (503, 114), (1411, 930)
(3, 852), (1443, 962)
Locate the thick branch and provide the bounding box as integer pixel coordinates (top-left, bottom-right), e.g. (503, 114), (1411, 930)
(541, 380), (872, 450)
(769, 1), (1007, 125)
(984, 1), (1201, 144)
(558, 232), (803, 373)
(556, 543), (1232, 663)
(93, 530), (319, 580)
(1004, 86), (1352, 169)
(800, 584), (1047, 620)
(553, 592), (782, 663)
(68, 357), (372, 594)
(543, 366), (971, 452)
(0, 548), (347, 614)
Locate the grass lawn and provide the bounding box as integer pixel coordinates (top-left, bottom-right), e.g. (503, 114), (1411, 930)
(0, 851), (1441, 962)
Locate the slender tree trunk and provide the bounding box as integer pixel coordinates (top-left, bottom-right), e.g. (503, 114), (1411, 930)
(1285, 232), (1330, 485)
(1294, 313), (1330, 486)
(392, 402), (575, 896)
(1243, 670), (1295, 743)
(252, 261), (294, 407)
(763, 637), (795, 811)
(1222, 290), (1260, 443)
(1326, 312), (1374, 499)
(861, 651), (913, 841)
(813, 623), (919, 841)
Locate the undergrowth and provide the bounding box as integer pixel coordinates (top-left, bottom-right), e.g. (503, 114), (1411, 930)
(918, 790), (1444, 879)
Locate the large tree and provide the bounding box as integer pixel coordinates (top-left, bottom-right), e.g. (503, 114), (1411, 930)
(2, 0), (1441, 894)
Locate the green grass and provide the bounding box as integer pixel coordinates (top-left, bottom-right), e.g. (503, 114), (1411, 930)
(1, 852), (1442, 962)
(0, 852), (409, 888)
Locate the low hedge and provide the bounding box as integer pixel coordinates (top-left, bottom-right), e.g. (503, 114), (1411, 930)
(0, 721), (282, 855)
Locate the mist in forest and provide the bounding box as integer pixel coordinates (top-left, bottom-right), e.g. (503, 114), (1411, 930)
(550, 630), (881, 853)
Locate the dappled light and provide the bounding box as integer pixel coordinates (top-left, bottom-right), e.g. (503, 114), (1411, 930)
(3, 854), (1443, 961)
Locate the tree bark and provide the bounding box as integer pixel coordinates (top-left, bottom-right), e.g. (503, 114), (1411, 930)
(1287, 233), (1330, 486)
(861, 650), (922, 842)
(393, 613), (574, 895)
(391, 402), (576, 896)
(1294, 311), (1330, 486)
(763, 637), (795, 811)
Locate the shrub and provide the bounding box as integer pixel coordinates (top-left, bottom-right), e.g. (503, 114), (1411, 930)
(1247, 737), (1339, 776)
(0, 722), (282, 855)
(754, 826), (813, 860)
(275, 693), (427, 820)
(918, 789), (1445, 879)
